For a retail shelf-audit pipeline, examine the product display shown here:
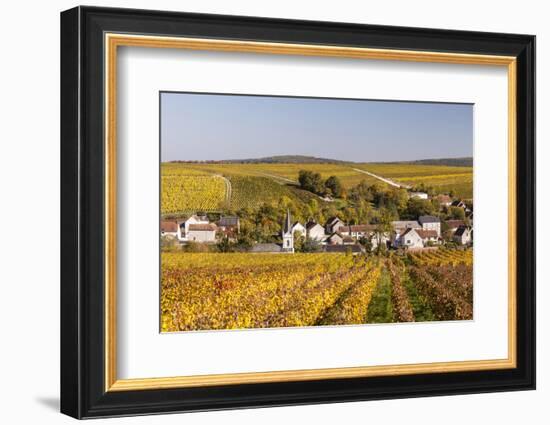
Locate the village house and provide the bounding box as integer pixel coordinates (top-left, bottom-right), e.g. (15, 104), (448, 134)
(418, 215), (441, 236)
(391, 220), (421, 233)
(416, 229), (440, 245)
(186, 223), (217, 243)
(325, 232), (344, 245)
(338, 224), (375, 239)
(396, 228), (424, 249)
(325, 216), (345, 234)
(217, 216), (240, 232)
(160, 220), (180, 239)
(453, 225), (473, 245)
(306, 220), (326, 241)
(291, 222), (306, 238)
(180, 215), (210, 240)
(444, 219), (466, 239)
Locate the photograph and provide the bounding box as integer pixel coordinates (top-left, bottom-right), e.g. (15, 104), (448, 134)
(159, 92), (474, 332)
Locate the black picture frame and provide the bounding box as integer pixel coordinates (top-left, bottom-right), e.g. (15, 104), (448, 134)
(61, 5), (536, 419)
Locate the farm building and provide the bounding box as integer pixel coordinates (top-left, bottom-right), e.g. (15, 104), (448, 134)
(418, 215), (441, 236)
(291, 222), (306, 238)
(416, 229), (440, 245)
(160, 220), (179, 238)
(395, 228), (424, 249)
(187, 223), (217, 243)
(218, 216), (240, 232)
(325, 216), (345, 234)
(325, 232), (344, 245)
(306, 220), (326, 241)
(338, 224), (376, 239)
(181, 215), (210, 236)
(391, 220), (421, 233)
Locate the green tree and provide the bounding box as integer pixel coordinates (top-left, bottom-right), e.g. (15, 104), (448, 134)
(449, 206), (466, 220)
(406, 198), (436, 218)
(298, 170), (324, 195)
(324, 175), (344, 198)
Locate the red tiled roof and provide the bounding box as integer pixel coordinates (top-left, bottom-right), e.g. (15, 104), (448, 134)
(160, 221), (178, 232)
(416, 229), (438, 239)
(340, 224), (376, 233)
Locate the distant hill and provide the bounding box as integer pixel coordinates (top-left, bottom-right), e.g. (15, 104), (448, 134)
(391, 157), (473, 167)
(171, 155), (352, 164)
(169, 155), (473, 166)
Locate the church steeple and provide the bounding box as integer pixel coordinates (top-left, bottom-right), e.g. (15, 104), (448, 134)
(281, 209), (294, 253)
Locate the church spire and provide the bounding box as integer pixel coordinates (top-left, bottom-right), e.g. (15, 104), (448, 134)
(284, 208), (292, 234)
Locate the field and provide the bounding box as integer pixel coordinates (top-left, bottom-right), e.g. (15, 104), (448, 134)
(161, 249), (473, 332)
(354, 163), (473, 198)
(161, 162), (473, 214)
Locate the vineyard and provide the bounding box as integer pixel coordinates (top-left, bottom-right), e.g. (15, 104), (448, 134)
(160, 249), (473, 332)
(161, 175), (227, 213)
(354, 163), (473, 198)
(160, 162), (473, 215)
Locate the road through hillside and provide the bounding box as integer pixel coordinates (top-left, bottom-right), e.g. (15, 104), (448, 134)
(351, 168), (411, 189)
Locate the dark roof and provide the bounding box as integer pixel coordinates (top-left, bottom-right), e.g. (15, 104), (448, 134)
(324, 244), (364, 253)
(445, 220), (465, 229)
(326, 232), (344, 243)
(250, 243), (282, 253)
(451, 200), (466, 207)
(326, 216), (343, 226)
(418, 215), (441, 224)
(416, 229), (438, 239)
(218, 216), (239, 226)
(454, 225), (470, 236)
(188, 223), (217, 232)
(160, 220), (178, 232)
(306, 220), (321, 230)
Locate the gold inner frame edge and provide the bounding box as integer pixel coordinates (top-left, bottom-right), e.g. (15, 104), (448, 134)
(104, 33), (518, 392)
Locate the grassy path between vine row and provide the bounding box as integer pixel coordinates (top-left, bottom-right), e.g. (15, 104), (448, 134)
(401, 269), (435, 322)
(366, 267), (394, 324)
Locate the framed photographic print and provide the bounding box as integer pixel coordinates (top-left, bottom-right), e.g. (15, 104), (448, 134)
(60, 6), (536, 419)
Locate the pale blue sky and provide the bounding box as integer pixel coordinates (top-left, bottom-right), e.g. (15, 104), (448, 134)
(160, 92), (473, 162)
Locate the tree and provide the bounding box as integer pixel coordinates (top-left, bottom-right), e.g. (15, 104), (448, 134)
(449, 206), (466, 220)
(406, 198), (436, 218)
(298, 170), (324, 195)
(324, 175), (343, 198)
(293, 230), (305, 252)
(301, 238), (322, 253)
(374, 208), (393, 255)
